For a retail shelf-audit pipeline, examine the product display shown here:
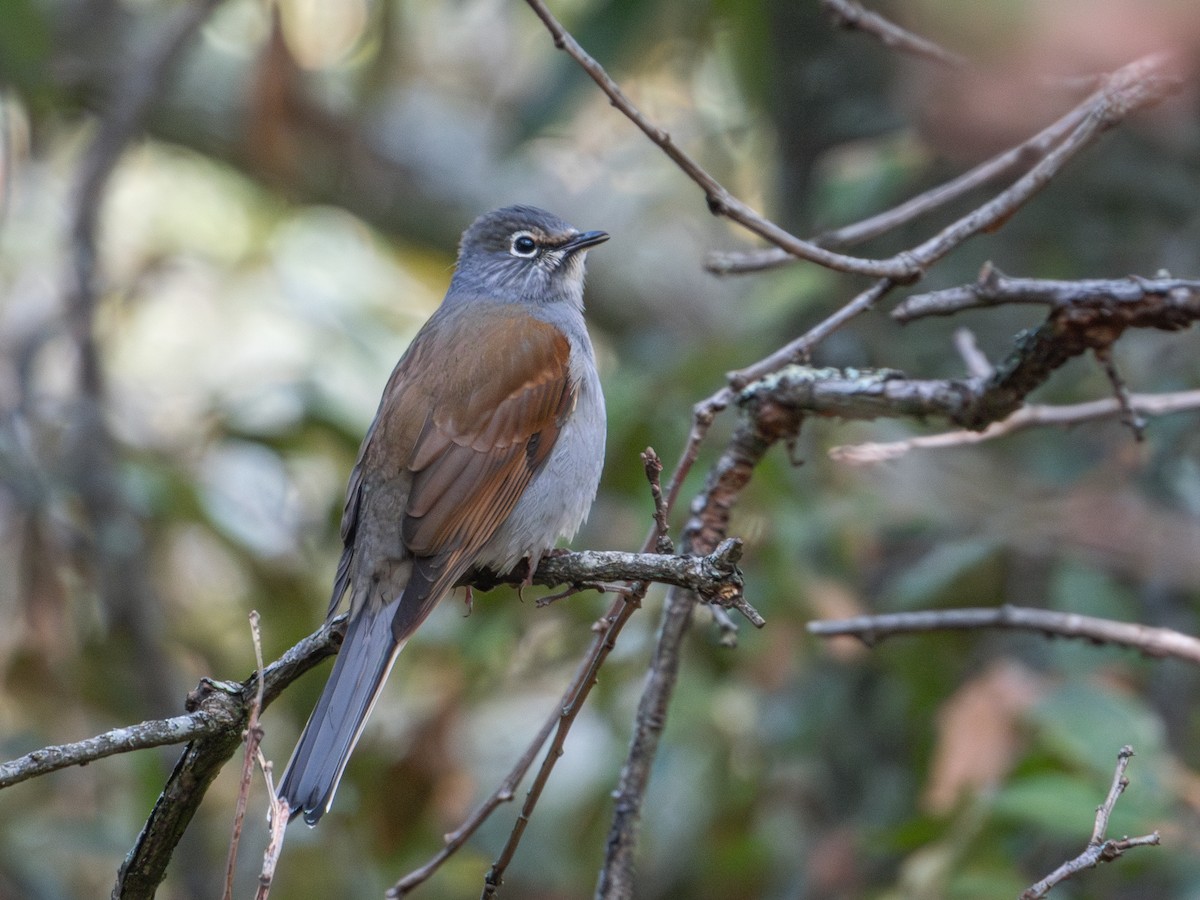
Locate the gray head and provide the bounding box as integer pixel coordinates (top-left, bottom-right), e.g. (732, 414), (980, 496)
(449, 205), (608, 307)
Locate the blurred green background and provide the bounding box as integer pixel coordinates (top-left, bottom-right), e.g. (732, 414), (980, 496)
(1, 0), (1200, 897)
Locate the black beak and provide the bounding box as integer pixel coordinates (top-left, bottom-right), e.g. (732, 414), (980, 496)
(562, 230), (609, 254)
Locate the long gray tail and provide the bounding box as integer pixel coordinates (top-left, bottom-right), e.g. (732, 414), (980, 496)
(277, 601), (404, 825)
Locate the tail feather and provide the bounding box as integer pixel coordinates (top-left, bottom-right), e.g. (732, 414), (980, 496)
(278, 601), (405, 825)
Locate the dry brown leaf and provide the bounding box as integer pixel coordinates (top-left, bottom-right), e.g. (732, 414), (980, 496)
(923, 659), (1046, 814)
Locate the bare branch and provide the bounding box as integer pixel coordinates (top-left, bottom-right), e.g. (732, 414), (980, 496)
(255, 756), (287, 900)
(597, 397), (803, 898)
(1094, 346), (1146, 439)
(1020, 746), (1160, 899)
(477, 453), (681, 899)
(1091, 746), (1135, 846)
(643, 447), (673, 554)
(896, 53), (1180, 275)
(953, 328), (994, 378)
(895, 267), (1200, 320)
(112, 618), (342, 899)
(728, 278), (898, 390)
(821, 0), (967, 69)
(0, 710), (235, 791)
(0, 529), (753, 898)
(0, 618), (342, 794)
(222, 611), (271, 900)
(526, 0), (1179, 283)
(392, 451), (689, 897)
(807, 606), (1200, 664)
(522, 0), (917, 279)
(707, 99), (1093, 274)
(830, 389), (1200, 463)
(736, 267), (1200, 434)
(388, 710), (557, 897)
(2, 539), (749, 798)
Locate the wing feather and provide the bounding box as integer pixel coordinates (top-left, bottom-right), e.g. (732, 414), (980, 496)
(331, 301), (576, 635)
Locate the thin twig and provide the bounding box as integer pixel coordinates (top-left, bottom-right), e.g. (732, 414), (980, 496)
(894, 53), (1179, 275)
(643, 447), (673, 554)
(222, 611), (269, 900)
(708, 101), (1093, 273)
(526, 0), (1178, 283)
(477, 451), (676, 899)
(728, 277), (897, 390)
(388, 708), (558, 897)
(480, 589), (645, 899)
(1091, 746), (1134, 846)
(390, 451), (683, 897)
(807, 606), (1200, 664)
(1094, 347), (1146, 439)
(1019, 746), (1160, 899)
(953, 328), (993, 378)
(597, 405), (802, 898)
(821, 0), (967, 69)
(255, 753), (287, 900)
(660, 389), (731, 532)
(662, 276), (893, 524)
(830, 390), (1200, 464)
(521, 0), (911, 279)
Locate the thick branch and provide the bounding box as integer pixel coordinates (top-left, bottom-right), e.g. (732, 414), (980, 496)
(895, 267), (1200, 320)
(0, 712), (231, 790)
(3, 540), (749, 800)
(737, 269), (1200, 432)
(112, 619), (342, 899)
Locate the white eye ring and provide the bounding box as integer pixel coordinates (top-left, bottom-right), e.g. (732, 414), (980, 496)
(510, 231), (538, 258)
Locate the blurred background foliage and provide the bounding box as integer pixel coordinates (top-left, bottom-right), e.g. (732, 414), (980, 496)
(0, 0), (1199, 897)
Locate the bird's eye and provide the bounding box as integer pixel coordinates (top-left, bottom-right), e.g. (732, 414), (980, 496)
(510, 233), (538, 257)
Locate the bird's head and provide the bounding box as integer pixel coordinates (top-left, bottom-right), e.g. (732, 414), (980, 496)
(451, 205), (608, 308)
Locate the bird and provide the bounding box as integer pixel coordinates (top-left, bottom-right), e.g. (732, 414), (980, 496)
(277, 205), (608, 825)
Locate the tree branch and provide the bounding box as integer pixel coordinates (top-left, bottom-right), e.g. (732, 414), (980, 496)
(706, 99), (1092, 274)
(1, 538), (750, 794)
(895, 266), (1200, 320)
(820, 0), (966, 70)
(477, 451), (676, 899)
(596, 399), (804, 898)
(111, 619), (342, 899)
(830, 389), (1200, 464)
(807, 606), (1200, 664)
(735, 267), (1200, 433)
(1020, 746), (1160, 900)
(526, 0), (1179, 282)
